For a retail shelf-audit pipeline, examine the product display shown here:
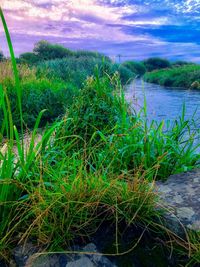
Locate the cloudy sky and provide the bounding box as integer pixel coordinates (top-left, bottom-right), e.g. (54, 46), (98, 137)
(0, 0), (200, 62)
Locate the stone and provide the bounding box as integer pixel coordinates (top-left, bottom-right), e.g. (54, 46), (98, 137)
(12, 242), (116, 267)
(176, 207), (195, 221)
(25, 254), (60, 267)
(65, 256), (94, 267)
(81, 243), (116, 267)
(156, 169), (200, 234)
(12, 242), (39, 267)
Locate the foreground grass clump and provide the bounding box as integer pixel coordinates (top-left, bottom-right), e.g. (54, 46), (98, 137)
(0, 167), (158, 251)
(144, 64), (200, 88)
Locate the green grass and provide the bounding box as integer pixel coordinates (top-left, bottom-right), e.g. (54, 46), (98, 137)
(0, 74), (77, 128)
(144, 64), (200, 88)
(0, 6), (200, 267)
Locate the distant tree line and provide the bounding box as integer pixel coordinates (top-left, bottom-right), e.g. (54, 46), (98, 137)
(0, 40), (196, 76)
(121, 57), (195, 77)
(17, 40), (111, 65)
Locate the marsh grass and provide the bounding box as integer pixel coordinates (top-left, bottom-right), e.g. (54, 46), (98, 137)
(0, 6), (200, 267)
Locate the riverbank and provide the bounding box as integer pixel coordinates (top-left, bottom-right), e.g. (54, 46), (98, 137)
(144, 64), (200, 89)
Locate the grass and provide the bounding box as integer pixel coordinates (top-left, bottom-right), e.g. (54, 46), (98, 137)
(144, 64), (200, 88)
(0, 6), (200, 267)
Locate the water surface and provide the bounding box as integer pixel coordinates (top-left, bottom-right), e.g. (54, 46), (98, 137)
(126, 79), (200, 122)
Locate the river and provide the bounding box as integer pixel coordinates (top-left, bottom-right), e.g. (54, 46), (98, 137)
(125, 79), (200, 122)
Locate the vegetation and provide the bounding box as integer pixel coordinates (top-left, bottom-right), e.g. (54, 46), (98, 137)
(144, 64), (200, 88)
(33, 40), (73, 60)
(37, 56), (134, 88)
(0, 7), (200, 267)
(0, 50), (5, 62)
(122, 61), (146, 77)
(0, 43), (134, 130)
(18, 41), (112, 66)
(0, 61), (77, 129)
(143, 57), (171, 72)
(172, 60), (194, 67)
(19, 52), (40, 65)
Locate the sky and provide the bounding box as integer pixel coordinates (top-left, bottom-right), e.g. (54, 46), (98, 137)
(0, 0), (200, 62)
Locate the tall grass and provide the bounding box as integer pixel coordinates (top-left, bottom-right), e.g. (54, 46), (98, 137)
(37, 56), (134, 87)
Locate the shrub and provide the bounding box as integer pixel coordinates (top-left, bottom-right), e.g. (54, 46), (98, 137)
(0, 78), (77, 129)
(55, 75), (122, 145)
(122, 61), (146, 76)
(143, 57), (171, 72)
(18, 52), (40, 65)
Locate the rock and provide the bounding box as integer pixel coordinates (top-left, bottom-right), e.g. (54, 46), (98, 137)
(25, 254), (60, 267)
(12, 242), (116, 267)
(12, 242), (39, 267)
(156, 169), (200, 235)
(80, 243), (116, 267)
(65, 256), (94, 267)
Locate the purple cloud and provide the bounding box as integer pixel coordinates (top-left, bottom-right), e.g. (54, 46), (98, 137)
(0, 0), (200, 62)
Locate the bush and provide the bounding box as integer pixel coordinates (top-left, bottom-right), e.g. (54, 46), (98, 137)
(122, 61), (146, 76)
(18, 52), (40, 65)
(143, 57), (171, 72)
(144, 64), (200, 88)
(55, 75), (122, 145)
(0, 78), (77, 129)
(33, 40), (73, 61)
(115, 64), (135, 84)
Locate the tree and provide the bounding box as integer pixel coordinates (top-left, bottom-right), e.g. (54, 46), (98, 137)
(33, 40), (73, 61)
(19, 52), (40, 65)
(143, 57), (171, 72)
(122, 61), (146, 77)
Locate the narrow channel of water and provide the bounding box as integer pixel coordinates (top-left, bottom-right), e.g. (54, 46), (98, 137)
(126, 79), (200, 122)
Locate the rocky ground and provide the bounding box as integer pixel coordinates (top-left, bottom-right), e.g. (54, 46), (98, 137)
(156, 169), (200, 233)
(11, 242), (116, 267)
